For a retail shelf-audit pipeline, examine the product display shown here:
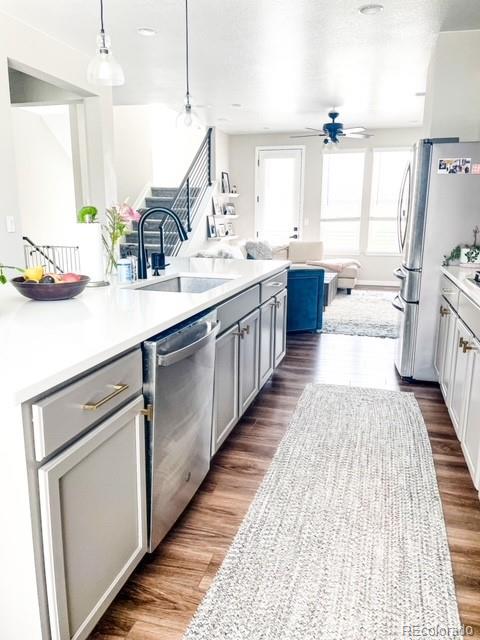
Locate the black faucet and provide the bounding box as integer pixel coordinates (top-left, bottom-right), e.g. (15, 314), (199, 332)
(137, 207), (188, 279)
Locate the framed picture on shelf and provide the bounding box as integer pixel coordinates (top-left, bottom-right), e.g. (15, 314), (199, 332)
(224, 203), (236, 216)
(221, 171), (231, 194)
(226, 222), (234, 235)
(217, 223), (226, 237)
(207, 215), (217, 238)
(212, 196), (222, 216)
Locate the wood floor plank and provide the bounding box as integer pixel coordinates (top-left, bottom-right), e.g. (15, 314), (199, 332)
(89, 333), (480, 638)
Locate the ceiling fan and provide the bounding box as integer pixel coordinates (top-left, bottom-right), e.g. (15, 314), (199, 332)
(291, 110), (373, 144)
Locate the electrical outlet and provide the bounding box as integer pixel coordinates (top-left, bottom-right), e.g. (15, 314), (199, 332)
(5, 216), (15, 233)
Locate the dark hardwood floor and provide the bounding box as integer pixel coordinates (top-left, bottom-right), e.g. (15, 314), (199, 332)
(91, 333), (480, 639)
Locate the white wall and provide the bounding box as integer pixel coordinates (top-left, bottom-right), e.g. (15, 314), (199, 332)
(229, 128), (422, 284)
(11, 106), (77, 245)
(114, 105), (153, 204)
(113, 104), (207, 204)
(424, 30), (480, 140)
(0, 11), (115, 269)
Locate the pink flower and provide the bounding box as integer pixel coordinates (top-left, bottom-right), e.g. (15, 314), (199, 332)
(119, 202), (140, 222)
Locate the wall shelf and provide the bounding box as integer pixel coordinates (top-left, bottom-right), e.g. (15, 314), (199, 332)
(207, 235), (239, 241)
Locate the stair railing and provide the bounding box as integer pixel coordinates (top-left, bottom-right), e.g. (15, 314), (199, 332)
(161, 127), (213, 255)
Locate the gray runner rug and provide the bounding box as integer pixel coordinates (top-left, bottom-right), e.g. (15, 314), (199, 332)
(183, 385), (462, 640)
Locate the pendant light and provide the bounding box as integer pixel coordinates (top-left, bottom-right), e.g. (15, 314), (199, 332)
(87, 0), (125, 86)
(177, 0), (201, 129)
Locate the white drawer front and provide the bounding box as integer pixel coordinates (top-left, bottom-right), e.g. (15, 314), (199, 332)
(458, 291), (480, 341)
(440, 275), (460, 311)
(32, 350), (142, 461)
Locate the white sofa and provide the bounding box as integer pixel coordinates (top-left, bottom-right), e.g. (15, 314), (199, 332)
(272, 241), (360, 293)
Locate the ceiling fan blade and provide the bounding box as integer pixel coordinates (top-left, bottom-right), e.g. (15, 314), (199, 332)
(345, 132), (373, 139)
(342, 127), (366, 134)
(290, 134), (325, 138)
(306, 127), (325, 132)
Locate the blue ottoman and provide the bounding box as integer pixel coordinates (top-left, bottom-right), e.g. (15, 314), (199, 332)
(287, 268), (325, 333)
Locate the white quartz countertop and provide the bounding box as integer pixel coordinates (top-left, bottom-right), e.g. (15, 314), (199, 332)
(441, 265), (480, 307)
(0, 258), (290, 405)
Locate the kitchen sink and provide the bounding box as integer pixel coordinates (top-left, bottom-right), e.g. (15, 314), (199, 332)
(138, 276), (231, 294)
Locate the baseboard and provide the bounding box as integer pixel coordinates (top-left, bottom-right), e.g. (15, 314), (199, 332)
(357, 279), (399, 287)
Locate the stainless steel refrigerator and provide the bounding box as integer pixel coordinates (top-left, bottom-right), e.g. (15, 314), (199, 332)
(394, 138), (480, 381)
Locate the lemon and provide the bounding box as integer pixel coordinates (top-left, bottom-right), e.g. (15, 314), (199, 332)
(24, 266), (44, 281)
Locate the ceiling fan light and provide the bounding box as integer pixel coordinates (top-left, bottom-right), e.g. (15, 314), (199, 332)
(359, 4), (384, 15)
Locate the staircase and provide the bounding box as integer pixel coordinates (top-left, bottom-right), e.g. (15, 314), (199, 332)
(121, 127), (213, 259)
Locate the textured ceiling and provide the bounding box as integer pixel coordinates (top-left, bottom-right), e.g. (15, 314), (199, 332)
(1, 0), (479, 132)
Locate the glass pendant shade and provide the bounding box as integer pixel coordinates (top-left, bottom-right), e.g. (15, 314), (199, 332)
(176, 100), (202, 130)
(87, 33), (125, 86)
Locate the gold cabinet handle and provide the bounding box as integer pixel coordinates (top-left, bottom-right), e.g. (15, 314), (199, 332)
(232, 329), (245, 339)
(463, 342), (477, 353)
(82, 383), (129, 411)
(243, 324), (250, 335)
(459, 337), (466, 348)
(440, 306), (450, 317)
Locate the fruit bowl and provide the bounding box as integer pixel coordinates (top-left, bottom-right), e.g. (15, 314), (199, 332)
(10, 275), (90, 301)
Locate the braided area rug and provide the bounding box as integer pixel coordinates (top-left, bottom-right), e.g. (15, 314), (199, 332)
(183, 385), (462, 640)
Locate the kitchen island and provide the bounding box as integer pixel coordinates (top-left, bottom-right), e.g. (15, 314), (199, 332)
(0, 257), (290, 640)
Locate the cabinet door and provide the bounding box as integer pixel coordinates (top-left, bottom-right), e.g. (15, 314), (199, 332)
(213, 325), (240, 455)
(440, 309), (456, 400)
(239, 309), (260, 415)
(274, 288), (288, 367)
(449, 319), (473, 440)
(434, 303), (449, 379)
(39, 397), (147, 640)
(259, 300), (275, 388)
(461, 337), (480, 489)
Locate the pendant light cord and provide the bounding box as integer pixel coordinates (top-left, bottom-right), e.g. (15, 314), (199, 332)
(100, 0), (105, 34)
(185, 0), (190, 104)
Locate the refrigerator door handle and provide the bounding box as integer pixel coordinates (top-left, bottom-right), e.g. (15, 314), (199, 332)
(392, 294), (405, 313)
(397, 162), (411, 253)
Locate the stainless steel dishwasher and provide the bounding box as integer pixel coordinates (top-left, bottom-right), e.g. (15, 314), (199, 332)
(143, 310), (219, 551)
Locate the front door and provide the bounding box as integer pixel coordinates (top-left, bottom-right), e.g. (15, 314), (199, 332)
(255, 147), (304, 244)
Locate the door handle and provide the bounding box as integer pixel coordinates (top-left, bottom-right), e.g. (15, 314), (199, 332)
(289, 234), (298, 239)
(392, 295), (405, 313)
(82, 383), (129, 411)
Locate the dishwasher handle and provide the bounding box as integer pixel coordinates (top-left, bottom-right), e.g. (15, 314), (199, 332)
(157, 321), (219, 367)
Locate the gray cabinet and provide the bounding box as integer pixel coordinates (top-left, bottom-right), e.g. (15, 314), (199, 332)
(239, 308), (260, 415)
(274, 288), (288, 367)
(449, 318), (473, 439)
(259, 300), (275, 388)
(39, 396), (147, 640)
(212, 273), (288, 456)
(462, 336), (480, 489)
(213, 325), (240, 454)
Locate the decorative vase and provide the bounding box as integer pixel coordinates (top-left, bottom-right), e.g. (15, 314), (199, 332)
(460, 246), (480, 265)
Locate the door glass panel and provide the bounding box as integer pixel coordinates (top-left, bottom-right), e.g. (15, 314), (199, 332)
(256, 149), (303, 244)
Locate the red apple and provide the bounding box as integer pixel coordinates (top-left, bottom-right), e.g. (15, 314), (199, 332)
(61, 273), (82, 283)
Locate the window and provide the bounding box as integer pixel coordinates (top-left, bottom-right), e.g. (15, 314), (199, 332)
(368, 148), (412, 254)
(320, 152), (365, 254)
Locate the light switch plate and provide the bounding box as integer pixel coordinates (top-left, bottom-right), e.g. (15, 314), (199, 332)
(6, 216), (15, 233)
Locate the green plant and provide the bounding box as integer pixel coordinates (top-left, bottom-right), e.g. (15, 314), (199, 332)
(78, 205), (98, 223)
(0, 264), (24, 284)
(102, 202), (140, 274)
(442, 245), (461, 266)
